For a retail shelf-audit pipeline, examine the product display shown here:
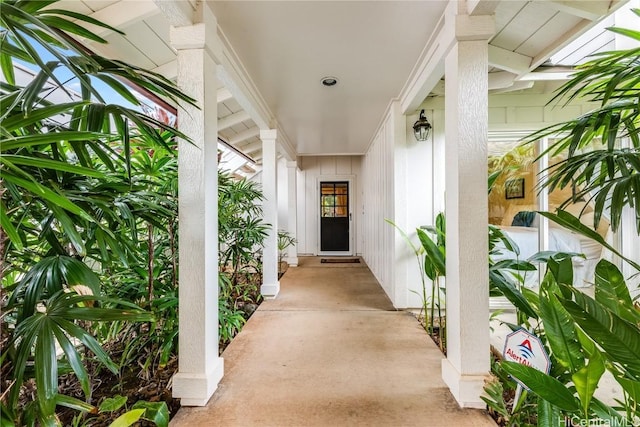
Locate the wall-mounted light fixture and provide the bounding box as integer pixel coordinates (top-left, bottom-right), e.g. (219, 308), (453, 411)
(413, 109), (432, 142)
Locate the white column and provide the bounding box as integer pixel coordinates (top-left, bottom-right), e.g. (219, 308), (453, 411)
(286, 161), (299, 267)
(170, 10), (224, 406)
(261, 129), (280, 298)
(441, 13), (493, 409)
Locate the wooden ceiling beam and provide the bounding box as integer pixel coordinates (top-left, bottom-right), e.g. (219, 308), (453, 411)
(228, 127), (260, 146)
(488, 45), (532, 76)
(218, 111), (251, 131)
(541, 0), (611, 21)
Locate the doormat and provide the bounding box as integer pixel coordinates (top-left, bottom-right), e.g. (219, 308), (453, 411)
(321, 258), (360, 264)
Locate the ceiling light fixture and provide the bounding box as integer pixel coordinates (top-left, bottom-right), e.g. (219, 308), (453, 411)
(413, 109), (432, 142)
(321, 76), (338, 87)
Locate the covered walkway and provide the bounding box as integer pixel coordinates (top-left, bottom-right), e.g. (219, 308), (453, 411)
(171, 258), (494, 426)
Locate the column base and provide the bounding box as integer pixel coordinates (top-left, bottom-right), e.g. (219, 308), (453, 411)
(441, 358), (488, 409)
(261, 281), (280, 299)
(173, 357), (224, 406)
(286, 256), (299, 267)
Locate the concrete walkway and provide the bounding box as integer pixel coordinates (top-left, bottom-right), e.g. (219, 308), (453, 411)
(171, 257), (495, 427)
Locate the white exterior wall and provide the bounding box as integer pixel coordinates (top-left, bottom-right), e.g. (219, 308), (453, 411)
(296, 156), (362, 256)
(392, 105), (436, 309)
(363, 90), (639, 310)
(362, 104), (439, 309)
(362, 112), (395, 300)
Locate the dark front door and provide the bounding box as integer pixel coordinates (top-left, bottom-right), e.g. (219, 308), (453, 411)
(320, 181), (350, 252)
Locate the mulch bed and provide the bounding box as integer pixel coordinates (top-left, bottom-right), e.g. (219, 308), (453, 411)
(56, 342), (180, 426)
(4, 265), (287, 425)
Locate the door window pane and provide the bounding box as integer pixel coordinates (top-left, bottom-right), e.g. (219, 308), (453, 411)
(319, 182), (349, 218)
(322, 207), (335, 217)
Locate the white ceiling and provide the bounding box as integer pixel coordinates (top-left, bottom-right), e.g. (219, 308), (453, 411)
(57, 0), (629, 161)
(210, 1), (447, 155)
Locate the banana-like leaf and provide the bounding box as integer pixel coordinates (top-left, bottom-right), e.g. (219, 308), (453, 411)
(546, 256), (574, 288)
(539, 281), (585, 373)
(417, 228), (445, 279)
(591, 398), (629, 426)
(489, 270), (537, 319)
(572, 351), (605, 417)
(616, 377), (640, 404)
(562, 288), (640, 377)
(575, 327), (598, 358)
(385, 219), (422, 256)
(594, 260), (639, 324)
(537, 399), (562, 427)
(528, 251), (582, 263)
(501, 361), (581, 412)
(491, 259), (537, 271)
(538, 209), (640, 271)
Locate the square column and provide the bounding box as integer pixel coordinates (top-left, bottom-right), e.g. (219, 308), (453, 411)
(441, 14), (494, 408)
(170, 11), (224, 406)
(286, 161), (299, 267)
(261, 129), (280, 298)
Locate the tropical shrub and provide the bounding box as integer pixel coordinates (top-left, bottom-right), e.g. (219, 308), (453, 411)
(387, 214), (446, 350)
(490, 245), (640, 426)
(524, 9), (640, 234)
(277, 230), (296, 275)
(218, 171), (267, 299)
(1, 1), (193, 424)
(217, 172), (268, 349)
(486, 11), (640, 424)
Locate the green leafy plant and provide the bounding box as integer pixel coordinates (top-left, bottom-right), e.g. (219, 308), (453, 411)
(0, 0), (194, 423)
(218, 172), (268, 288)
(4, 290), (152, 424)
(523, 9), (640, 234)
(487, 217), (640, 425)
(277, 230), (297, 275)
(483, 356), (538, 427)
(417, 213), (446, 350)
(217, 173), (269, 350)
(487, 12), (640, 424)
(387, 214), (446, 351)
(70, 396), (169, 427)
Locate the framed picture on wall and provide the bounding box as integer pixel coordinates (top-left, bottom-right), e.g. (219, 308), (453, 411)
(505, 178), (525, 199)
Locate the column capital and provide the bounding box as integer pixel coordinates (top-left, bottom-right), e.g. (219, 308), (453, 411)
(260, 129), (278, 141)
(169, 2), (219, 53)
(286, 160), (298, 169)
(454, 14), (494, 41)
